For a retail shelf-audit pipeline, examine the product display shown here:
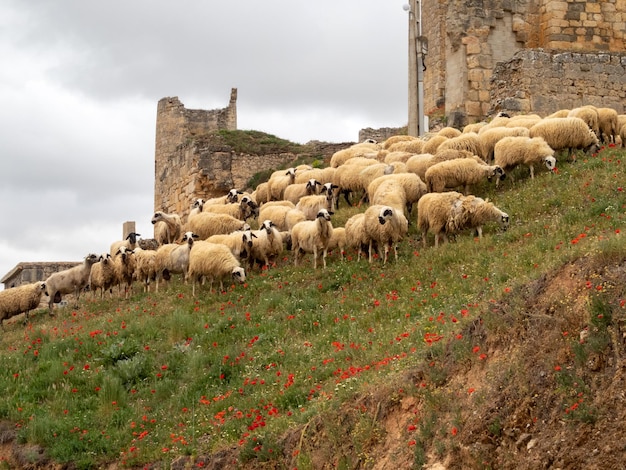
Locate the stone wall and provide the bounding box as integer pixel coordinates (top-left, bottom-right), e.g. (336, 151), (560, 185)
(490, 49), (626, 115)
(421, 0), (626, 127)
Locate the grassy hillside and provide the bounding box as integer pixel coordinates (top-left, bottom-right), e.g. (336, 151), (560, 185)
(0, 145), (625, 469)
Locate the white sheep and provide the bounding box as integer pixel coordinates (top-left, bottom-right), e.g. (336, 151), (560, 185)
(447, 195), (510, 240)
(370, 179), (407, 213)
(184, 212), (248, 240)
(257, 203), (302, 231)
(291, 208), (334, 269)
(382, 135), (420, 150)
(110, 231), (141, 257)
(113, 246), (137, 299)
(567, 106), (600, 137)
(267, 167), (297, 201)
(406, 149), (483, 181)
(436, 132), (485, 160)
(363, 205), (408, 264)
(45, 253), (99, 312)
(251, 182), (270, 205)
(326, 226), (346, 260)
(206, 230), (252, 261)
(417, 191), (466, 247)
(437, 127), (463, 138)
(151, 211), (183, 245)
(333, 158), (381, 207)
(463, 122), (487, 134)
(0, 281), (47, 327)
(425, 158), (504, 194)
(246, 220), (284, 270)
(295, 193), (334, 220)
(367, 172), (428, 217)
(154, 231), (198, 292)
(283, 178), (321, 205)
(479, 126), (530, 163)
(202, 198), (258, 222)
(383, 151), (415, 164)
(493, 136), (556, 184)
(330, 142), (380, 168)
(133, 246), (158, 293)
(294, 166), (337, 185)
(528, 117), (600, 158)
(343, 213), (369, 261)
(595, 107), (619, 144)
(187, 241), (246, 296)
(546, 109), (571, 118)
(386, 139), (424, 154)
(88, 253), (117, 299)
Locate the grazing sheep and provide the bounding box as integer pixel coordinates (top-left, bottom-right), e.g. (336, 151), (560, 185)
(88, 254), (117, 299)
(330, 142), (380, 168)
(251, 182), (270, 205)
(448, 195), (510, 240)
(344, 213), (369, 261)
(505, 115), (541, 130)
(133, 246), (158, 293)
(382, 135), (420, 150)
(386, 139), (424, 154)
(528, 117), (600, 158)
(187, 241), (246, 296)
(477, 113), (511, 133)
(267, 167), (297, 201)
(417, 191), (466, 247)
(291, 208), (334, 269)
(436, 132), (486, 161)
(283, 179), (322, 205)
(547, 109), (570, 118)
(421, 134), (448, 154)
(479, 126), (530, 163)
(184, 212), (248, 240)
(327, 226), (346, 260)
(294, 166), (337, 185)
(110, 231), (141, 257)
(202, 198), (258, 222)
(493, 136), (556, 184)
(355, 163), (397, 204)
(0, 281), (47, 327)
(383, 151), (415, 164)
(154, 231), (198, 292)
(246, 220), (284, 270)
(406, 149), (482, 181)
(295, 193), (334, 220)
(595, 107), (619, 144)
(619, 115), (626, 147)
(437, 127), (463, 138)
(425, 158), (504, 194)
(463, 122), (487, 134)
(206, 230), (252, 261)
(152, 211), (183, 245)
(368, 172), (428, 216)
(113, 246), (137, 299)
(45, 253), (99, 312)
(363, 205), (408, 264)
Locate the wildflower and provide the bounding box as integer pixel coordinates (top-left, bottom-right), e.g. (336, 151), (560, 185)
(451, 427), (458, 436)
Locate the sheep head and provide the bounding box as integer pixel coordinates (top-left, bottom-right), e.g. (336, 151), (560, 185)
(181, 231), (199, 246)
(500, 212), (510, 231)
(192, 198), (205, 211)
(227, 189), (243, 203)
(126, 232), (141, 243)
(378, 206), (395, 225)
(543, 156), (557, 171)
(232, 267), (246, 283)
(151, 212), (164, 224)
(316, 209), (333, 221)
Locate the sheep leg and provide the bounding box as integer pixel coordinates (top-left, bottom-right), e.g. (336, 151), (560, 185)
(322, 249), (327, 269)
(312, 247), (318, 269)
(368, 241), (375, 263)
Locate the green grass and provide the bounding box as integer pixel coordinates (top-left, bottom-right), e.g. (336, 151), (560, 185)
(1, 145), (625, 468)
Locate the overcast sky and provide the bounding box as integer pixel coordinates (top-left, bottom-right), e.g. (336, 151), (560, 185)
(0, 1), (410, 283)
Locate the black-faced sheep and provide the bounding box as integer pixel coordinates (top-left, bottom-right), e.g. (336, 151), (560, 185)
(246, 220), (284, 271)
(363, 205), (408, 264)
(294, 166), (337, 186)
(187, 241), (246, 296)
(45, 253), (99, 312)
(110, 231), (141, 257)
(151, 211), (183, 245)
(493, 136), (556, 184)
(202, 198), (258, 222)
(291, 208), (334, 269)
(424, 158), (504, 194)
(267, 168), (297, 201)
(206, 230), (252, 261)
(0, 281), (47, 327)
(283, 179), (322, 205)
(528, 117), (599, 159)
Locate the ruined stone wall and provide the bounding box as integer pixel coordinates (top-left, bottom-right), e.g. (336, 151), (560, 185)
(421, 0), (626, 127)
(490, 49), (626, 116)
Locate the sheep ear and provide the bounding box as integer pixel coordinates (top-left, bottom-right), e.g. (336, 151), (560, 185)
(328, 211), (334, 216)
(252, 233), (258, 238)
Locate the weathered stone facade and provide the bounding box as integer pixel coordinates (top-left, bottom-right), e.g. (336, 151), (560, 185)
(421, 0), (626, 127)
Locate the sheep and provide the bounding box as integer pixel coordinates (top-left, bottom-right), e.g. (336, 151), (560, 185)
(417, 191), (466, 247)
(493, 136), (556, 184)
(291, 208), (334, 269)
(202, 189), (244, 206)
(202, 198), (258, 222)
(45, 253), (99, 312)
(546, 109), (570, 118)
(151, 211), (183, 245)
(295, 193), (334, 220)
(251, 182), (270, 205)
(344, 213), (369, 261)
(113, 246), (137, 299)
(154, 231), (198, 292)
(267, 167), (297, 201)
(294, 166), (337, 185)
(383, 151), (415, 164)
(595, 107), (619, 144)
(110, 231), (141, 257)
(363, 205), (408, 264)
(436, 132), (486, 161)
(368, 172), (428, 216)
(257, 203), (303, 231)
(283, 178), (321, 205)
(437, 127), (462, 138)
(382, 135), (419, 149)
(354, 163), (397, 204)
(184, 212), (248, 240)
(463, 122), (487, 134)
(406, 149), (483, 181)
(528, 117), (600, 159)
(0, 281), (47, 327)
(187, 241), (246, 296)
(330, 142), (380, 167)
(505, 115), (542, 130)
(479, 126), (530, 163)
(424, 158), (505, 194)
(326, 226), (346, 260)
(333, 158), (381, 206)
(88, 254), (117, 299)
(447, 195), (510, 240)
(246, 220), (284, 270)
(133, 246), (158, 293)
(320, 182), (340, 210)
(477, 113), (511, 133)
(421, 134), (448, 154)
(619, 115), (626, 147)
(567, 106), (600, 137)
(370, 179), (407, 213)
(386, 139), (424, 154)
(206, 230), (252, 261)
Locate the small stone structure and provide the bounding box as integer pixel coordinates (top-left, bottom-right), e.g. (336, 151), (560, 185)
(1, 262), (80, 290)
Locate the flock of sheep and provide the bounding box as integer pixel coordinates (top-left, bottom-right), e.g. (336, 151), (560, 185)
(1, 105), (623, 328)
